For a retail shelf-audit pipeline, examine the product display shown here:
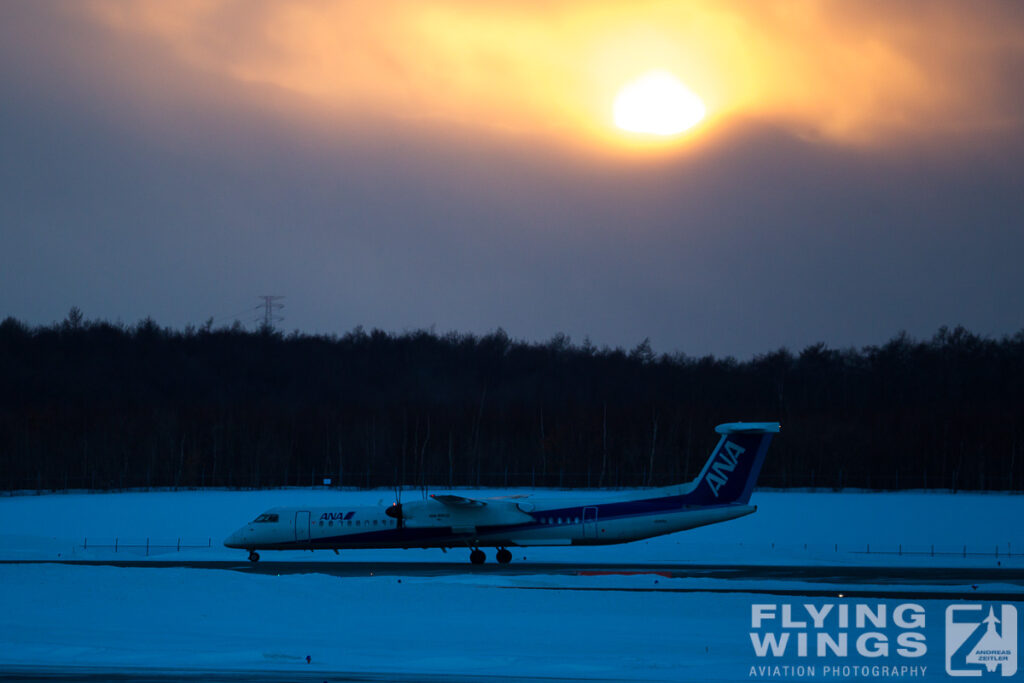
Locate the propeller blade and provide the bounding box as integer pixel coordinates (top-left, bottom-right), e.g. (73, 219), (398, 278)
(385, 502), (404, 528)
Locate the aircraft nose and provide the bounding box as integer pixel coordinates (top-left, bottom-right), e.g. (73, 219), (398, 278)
(223, 528), (247, 549)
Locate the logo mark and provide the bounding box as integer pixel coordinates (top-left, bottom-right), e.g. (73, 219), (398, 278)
(946, 604), (1018, 677)
(319, 511), (356, 521)
(705, 440), (745, 498)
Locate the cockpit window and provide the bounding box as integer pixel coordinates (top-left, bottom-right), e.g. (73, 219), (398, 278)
(252, 513), (279, 523)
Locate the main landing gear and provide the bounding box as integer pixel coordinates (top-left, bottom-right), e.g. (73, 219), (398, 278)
(468, 547), (513, 564)
(248, 550), (260, 563)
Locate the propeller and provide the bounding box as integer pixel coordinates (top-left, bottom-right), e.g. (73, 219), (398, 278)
(385, 501), (404, 527)
(386, 482), (404, 529)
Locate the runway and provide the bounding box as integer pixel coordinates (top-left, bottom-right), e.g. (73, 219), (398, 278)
(2, 560), (1022, 681)
(5, 558), (1023, 581)
(4, 560), (1023, 600)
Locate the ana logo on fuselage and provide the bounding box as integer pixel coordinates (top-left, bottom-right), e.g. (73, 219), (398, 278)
(320, 511), (356, 521)
(705, 441), (745, 498)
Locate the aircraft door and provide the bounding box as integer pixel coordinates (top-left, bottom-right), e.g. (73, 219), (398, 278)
(295, 511), (311, 543)
(583, 506), (598, 538)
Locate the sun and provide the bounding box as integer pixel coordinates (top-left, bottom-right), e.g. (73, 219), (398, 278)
(613, 71), (706, 136)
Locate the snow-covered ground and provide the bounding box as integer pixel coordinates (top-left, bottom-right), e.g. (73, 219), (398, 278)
(2, 488), (1022, 681)
(0, 563), (774, 680)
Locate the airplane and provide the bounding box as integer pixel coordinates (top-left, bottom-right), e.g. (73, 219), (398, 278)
(224, 421), (779, 564)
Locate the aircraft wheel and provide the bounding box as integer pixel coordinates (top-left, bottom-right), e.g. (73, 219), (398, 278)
(248, 551), (260, 563)
(496, 548), (512, 564)
(470, 548), (486, 564)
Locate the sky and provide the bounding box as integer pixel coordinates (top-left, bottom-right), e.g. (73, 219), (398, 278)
(2, 1), (1023, 358)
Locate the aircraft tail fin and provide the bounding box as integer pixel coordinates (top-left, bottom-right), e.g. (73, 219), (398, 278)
(682, 422), (780, 505)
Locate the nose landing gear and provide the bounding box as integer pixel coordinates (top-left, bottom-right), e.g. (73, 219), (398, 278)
(248, 550), (260, 563)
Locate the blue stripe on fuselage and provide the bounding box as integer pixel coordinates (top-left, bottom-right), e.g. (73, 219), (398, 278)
(264, 492), (738, 549)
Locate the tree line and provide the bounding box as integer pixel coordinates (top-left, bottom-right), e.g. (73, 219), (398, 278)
(1, 309), (1022, 493)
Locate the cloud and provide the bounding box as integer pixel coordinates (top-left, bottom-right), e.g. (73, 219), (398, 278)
(2, 1), (1023, 357)
(75, 0), (1024, 151)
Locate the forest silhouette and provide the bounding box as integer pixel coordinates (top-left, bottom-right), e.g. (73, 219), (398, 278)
(2, 309), (1022, 492)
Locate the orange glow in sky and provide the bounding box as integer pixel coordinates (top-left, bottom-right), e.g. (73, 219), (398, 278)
(83, 1), (1024, 154)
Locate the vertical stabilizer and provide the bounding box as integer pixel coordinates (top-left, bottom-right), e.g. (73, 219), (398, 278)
(681, 422), (780, 505)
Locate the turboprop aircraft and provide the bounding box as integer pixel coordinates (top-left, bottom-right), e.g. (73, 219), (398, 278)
(225, 421), (779, 564)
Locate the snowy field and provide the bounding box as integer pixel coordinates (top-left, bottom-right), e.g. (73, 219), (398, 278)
(2, 488), (1022, 681)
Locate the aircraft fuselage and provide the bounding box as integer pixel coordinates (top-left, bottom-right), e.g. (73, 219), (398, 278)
(224, 497), (756, 552)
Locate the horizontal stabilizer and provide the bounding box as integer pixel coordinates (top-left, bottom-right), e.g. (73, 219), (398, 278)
(715, 422), (781, 434)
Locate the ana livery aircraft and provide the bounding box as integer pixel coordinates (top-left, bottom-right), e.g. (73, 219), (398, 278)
(225, 421), (779, 564)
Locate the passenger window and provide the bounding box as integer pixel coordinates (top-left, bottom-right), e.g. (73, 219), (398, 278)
(356, 520), (360, 526)
(575, 517), (580, 524)
(373, 519), (378, 526)
(319, 520), (324, 526)
(328, 521), (333, 527)
(347, 521), (352, 527)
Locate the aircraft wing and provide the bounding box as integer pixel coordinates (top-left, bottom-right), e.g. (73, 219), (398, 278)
(430, 494), (486, 508)
(402, 494), (534, 528)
